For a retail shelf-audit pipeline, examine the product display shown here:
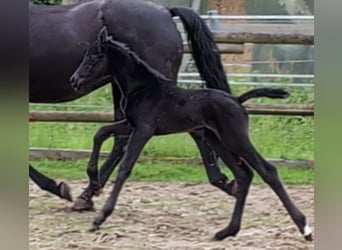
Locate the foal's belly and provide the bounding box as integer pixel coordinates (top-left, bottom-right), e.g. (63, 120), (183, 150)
(153, 111), (204, 135)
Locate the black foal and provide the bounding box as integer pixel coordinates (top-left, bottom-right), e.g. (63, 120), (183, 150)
(70, 29), (313, 241)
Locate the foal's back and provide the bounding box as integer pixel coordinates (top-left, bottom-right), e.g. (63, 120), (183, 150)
(128, 84), (247, 137)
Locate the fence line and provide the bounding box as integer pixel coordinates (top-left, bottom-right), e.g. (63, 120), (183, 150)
(178, 73), (314, 79)
(183, 43), (244, 54)
(29, 104), (314, 123)
(212, 23), (313, 45)
(29, 147), (314, 169)
(224, 59), (314, 65)
(176, 22), (314, 45)
(29, 104), (314, 113)
(175, 15), (314, 21)
(177, 80), (314, 87)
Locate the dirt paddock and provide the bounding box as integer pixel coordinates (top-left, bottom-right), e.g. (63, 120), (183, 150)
(29, 180), (314, 250)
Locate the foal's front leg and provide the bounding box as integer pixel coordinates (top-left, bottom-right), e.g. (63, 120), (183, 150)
(86, 120), (133, 197)
(90, 126), (154, 230)
(73, 82), (129, 211)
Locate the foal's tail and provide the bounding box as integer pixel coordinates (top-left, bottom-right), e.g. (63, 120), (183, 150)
(168, 7), (231, 93)
(237, 88), (290, 103)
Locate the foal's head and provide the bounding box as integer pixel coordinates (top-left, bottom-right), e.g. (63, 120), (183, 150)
(70, 27), (109, 92)
(70, 26), (172, 92)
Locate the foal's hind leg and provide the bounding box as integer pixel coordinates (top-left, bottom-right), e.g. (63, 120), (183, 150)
(241, 144), (313, 241)
(190, 131), (237, 197)
(206, 134), (253, 240)
(90, 127), (154, 230)
(213, 154), (253, 240)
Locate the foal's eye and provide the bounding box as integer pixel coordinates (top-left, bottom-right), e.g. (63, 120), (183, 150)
(89, 54), (100, 63)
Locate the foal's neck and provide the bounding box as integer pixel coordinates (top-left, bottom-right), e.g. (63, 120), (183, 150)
(107, 44), (172, 98)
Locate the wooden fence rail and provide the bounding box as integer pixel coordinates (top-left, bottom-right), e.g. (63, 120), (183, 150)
(212, 23), (314, 45)
(183, 43), (244, 54)
(29, 147), (314, 169)
(180, 22), (314, 53)
(29, 104), (314, 123)
(176, 22), (314, 45)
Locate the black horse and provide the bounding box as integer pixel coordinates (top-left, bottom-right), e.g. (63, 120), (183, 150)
(69, 29), (313, 241)
(30, 0), (236, 209)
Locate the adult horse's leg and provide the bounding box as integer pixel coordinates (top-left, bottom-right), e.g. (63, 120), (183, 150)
(90, 127), (154, 230)
(29, 164), (72, 202)
(190, 131), (237, 197)
(170, 7), (241, 196)
(73, 82), (131, 211)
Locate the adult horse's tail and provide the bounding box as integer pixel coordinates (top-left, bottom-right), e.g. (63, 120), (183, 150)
(168, 7), (231, 93)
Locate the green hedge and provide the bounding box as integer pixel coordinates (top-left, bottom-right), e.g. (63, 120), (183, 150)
(30, 0), (62, 5)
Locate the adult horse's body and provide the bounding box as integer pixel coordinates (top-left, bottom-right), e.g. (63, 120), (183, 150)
(30, 0), (182, 102)
(29, 0), (236, 208)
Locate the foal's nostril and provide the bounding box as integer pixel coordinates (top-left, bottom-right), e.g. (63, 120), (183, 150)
(70, 78), (79, 91)
(71, 82), (78, 91)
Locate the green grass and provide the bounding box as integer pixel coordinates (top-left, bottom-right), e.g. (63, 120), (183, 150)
(29, 84), (314, 185)
(31, 159), (314, 185)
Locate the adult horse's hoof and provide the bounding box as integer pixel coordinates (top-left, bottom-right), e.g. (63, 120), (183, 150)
(72, 197), (95, 212)
(59, 182), (73, 202)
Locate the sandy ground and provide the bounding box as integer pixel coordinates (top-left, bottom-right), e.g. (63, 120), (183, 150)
(29, 180), (314, 250)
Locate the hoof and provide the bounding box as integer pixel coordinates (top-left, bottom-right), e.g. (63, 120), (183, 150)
(94, 188), (103, 197)
(214, 227), (238, 241)
(88, 223), (100, 232)
(59, 182), (73, 202)
(304, 233), (313, 241)
(210, 236), (220, 242)
(72, 197), (95, 212)
(213, 231), (226, 241)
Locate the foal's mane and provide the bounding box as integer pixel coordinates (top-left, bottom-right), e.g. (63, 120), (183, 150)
(106, 36), (172, 84)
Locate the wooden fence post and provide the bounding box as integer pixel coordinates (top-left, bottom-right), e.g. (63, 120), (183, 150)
(62, 0), (81, 5)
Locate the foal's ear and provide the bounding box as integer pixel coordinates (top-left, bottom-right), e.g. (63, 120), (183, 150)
(97, 26), (108, 44)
